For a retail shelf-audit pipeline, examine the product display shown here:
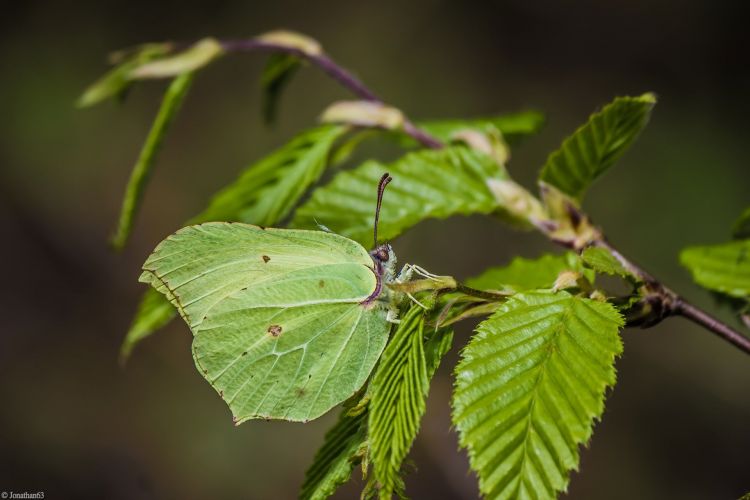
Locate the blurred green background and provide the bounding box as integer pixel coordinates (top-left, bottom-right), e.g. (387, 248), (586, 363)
(1, 1), (749, 499)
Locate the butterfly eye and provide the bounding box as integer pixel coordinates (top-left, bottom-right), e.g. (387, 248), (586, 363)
(376, 248), (390, 262)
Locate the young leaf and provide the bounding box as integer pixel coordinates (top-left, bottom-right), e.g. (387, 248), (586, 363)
(424, 324), (454, 378)
(409, 111), (545, 146)
(190, 124), (348, 226)
(301, 408), (368, 500)
(130, 38), (224, 79)
(256, 30), (323, 56)
(291, 146), (506, 247)
(680, 240), (750, 299)
(140, 223), (392, 423)
(539, 94), (656, 201)
(732, 207), (750, 240)
(321, 101), (405, 130)
(120, 125), (349, 361)
(261, 53), (301, 124)
(368, 305), (453, 498)
(580, 247), (633, 280)
(452, 291), (624, 499)
(111, 72), (193, 250)
(77, 43), (173, 108)
(119, 288), (176, 362)
(466, 252), (590, 292)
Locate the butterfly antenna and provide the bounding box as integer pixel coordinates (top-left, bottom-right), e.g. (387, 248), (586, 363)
(374, 172), (392, 247)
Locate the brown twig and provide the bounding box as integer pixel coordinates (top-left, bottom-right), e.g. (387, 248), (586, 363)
(219, 38), (443, 149)
(593, 238), (750, 355)
(225, 35), (750, 354)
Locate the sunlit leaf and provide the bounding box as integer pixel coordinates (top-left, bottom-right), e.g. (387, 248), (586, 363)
(581, 246), (633, 280)
(111, 72), (193, 250)
(191, 124), (348, 226)
(368, 304), (452, 498)
(539, 94), (656, 201)
(466, 252), (590, 292)
(301, 406), (368, 500)
(680, 240), (750, 299)
(453, 291), (624, 499)
(291, 146), (506, 247)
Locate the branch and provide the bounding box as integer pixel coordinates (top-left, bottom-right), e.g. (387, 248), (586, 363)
(222, 35), (750, 354)
(593, 237), (750, 355)
(219, 38), (443, 149)
(674, 299), (750, 354)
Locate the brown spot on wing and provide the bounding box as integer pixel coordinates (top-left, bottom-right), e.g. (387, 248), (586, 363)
(267, 324), (283, 337)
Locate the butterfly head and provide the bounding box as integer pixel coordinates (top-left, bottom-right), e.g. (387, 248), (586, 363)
(369, 173), (397, 279)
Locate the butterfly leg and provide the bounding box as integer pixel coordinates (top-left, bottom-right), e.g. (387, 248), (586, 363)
(386, 307), (401, 324)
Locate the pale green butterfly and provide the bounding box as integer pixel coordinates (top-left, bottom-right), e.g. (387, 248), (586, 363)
(140, 174), (399, 423)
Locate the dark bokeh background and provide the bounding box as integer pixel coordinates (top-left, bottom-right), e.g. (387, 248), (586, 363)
(1, 1), (749, 499)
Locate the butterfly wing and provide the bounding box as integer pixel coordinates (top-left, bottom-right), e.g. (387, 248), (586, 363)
(140, 222), (390, 422)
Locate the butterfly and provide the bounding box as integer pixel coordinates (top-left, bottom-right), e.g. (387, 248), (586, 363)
(140, 174), (400, 423)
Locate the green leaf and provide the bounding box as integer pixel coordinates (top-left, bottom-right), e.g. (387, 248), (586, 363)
(301, 407), (368, 500)
(261, 53), (301, 125)
(452, 291), (624, 500)
(539, 94), (656, 201)
(140, 222), (392, 422)
(733, 207), (750, 240)
(680, 240), (750, 299)
(77, 43), (173, 108)
(120, 125), (349, 361)
(111, 72), (194, 250)
(119, 288), (176, 362)
(191, 124), (349, 227)
(130, 38), (224, 79)
(291, 146), (506, 247)
(411, 111), (545, 146)
(424, 324), (454, 378)
(580, 247), (633, 279)
(466, 252), (590, 292)
(368, 305), (452, 498)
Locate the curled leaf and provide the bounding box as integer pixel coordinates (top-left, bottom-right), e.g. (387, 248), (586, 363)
(321, 101), (405, 130)
(130, 38), (224, 79)
(257, 30), (323, 56)
(78, 43), (173, 108)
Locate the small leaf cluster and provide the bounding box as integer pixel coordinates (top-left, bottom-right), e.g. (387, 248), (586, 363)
(680, 209), (750, 328)
(81, 30), (747, 499)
